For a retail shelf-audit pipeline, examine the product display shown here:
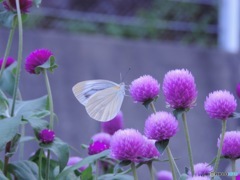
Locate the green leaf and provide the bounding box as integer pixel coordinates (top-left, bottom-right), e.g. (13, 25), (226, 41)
(8, 160), (38, 180)
(0, 116), (21, 151)
(229, 112), (240, 119)
(6, 133), (21, 157)
(114, 160), (131, 175)
(0, 11), (16, 28)
(0, 0), (3, 3)
(80, 166), (93, 180)
(33, 0), (42, 8)
(40, 138), (69, 172)
(20, 136), (35, 143)
(0, 90), (10, 118)
(0, 170), (7, 180)
(81, 144), (89, 149)
(0, 62), (16, 96)
(155, 139), (169, 154)
(56, 150), (110, 179)
(179, 173), (188, 180)
(98, 174), (134, 180)
(24, 118), (48, 131)
(35, 56), (58, 74)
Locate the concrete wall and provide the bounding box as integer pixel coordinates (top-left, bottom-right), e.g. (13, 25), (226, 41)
(1, 29), (239, 178)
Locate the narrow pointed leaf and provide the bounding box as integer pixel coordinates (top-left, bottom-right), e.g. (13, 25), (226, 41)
(155, 139), (169, 154)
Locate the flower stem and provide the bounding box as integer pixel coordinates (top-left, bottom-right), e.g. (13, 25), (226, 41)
(150, 102), (157, 114)
(231, 159), (236, 180)
(95, 160), (99, 180)
(214, 120), (227, 172)
(39, 149), (43, 180)
(166, 146), (177, 180)
(0, 19), (17, 79)
(3, 0), (23, 176)
(182, 112), (194, 176)
(147, 161), (154, 180)
(131, 162), (138, 180)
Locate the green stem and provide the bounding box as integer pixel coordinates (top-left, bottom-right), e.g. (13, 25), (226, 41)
(43, 69), (54, 129)
(166, 146), (177, 180)
(0, 19), (17, 79)
(150, 102), (157, 114)
(39, 149), (43, 180)
(95, 160), (99, 180)
(231, 159), (236, 180)
(182, 112), (194, 176)
(131, 162), (138, 180)
(46, 149), (50, 180)
(3, 0), (23, 176)
(214, 120), (227, 172)
(18, 124), (25, 160)
(147, 161), (154, 180)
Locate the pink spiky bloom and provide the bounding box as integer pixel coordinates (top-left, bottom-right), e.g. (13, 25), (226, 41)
(141, 137), (160, 160)
(144, 111), (178, 141)
(110, 128), (145, 162)
(88, 132), (111, 155)
(188, 163), (213, 176)
(162, 69), (197, 109)
(156, 170), (173, 180)
(67, 157), (87, 172)
(3, 0), (33, 13)
(25, 49), (53, 74)
(39, 129), (55, 144)
(204, 90), (237, 119)
(101, 111), (124, 135)
(0, 57), (15, 68)
(218, 131), (240, 159)
(129, 75), (160, 103)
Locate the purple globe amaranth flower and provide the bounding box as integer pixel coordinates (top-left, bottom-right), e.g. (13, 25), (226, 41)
(187, 176), (210, 180)
(0, 57), (15, 68)
(144, 111), (178, 141)
(204, 90), (237, 120)
(162, 69), (197, 109)
(3, 0), (33, 13)
(67, 157), (87, 172)
(88, 132), (111, 155)
(129, 75), (160, 103)
(188, 163), (213, 176)
(236, 83), (240, 99)
(142, 138), (160, 160)
(110, 128), (145, 162)
(39, 129), (55, 144)
(25, 49), (53, 74)
(101, 111), (124, 135)
(218, 131), (240, 159)
(156, 170), (173, 180)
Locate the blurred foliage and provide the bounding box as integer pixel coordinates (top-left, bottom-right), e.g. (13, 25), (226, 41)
(25, 0), (218, 47)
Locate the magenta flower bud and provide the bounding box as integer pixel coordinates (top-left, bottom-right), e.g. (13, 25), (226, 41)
(0, 57), (15, 68)
(188, 163), (213, 176)
(218, 131), (240, 159)
(101, 111), (124, 135)
(110, 128), (145, 162)
(88, 132), (111, 155)
(141, 137), (160, 160)
(25, 49), (53, 74)
(204, 90), (237, 120)
(67, 157), (87, 172)
(129, 75), (160, 103)
(162, 69), (197, 109)
(236, 83), (240, 99)
(144, 111), (178, 141)
(156, 170), (173, 180)
(187, 176), (210, 180)
(3, 0), (33, 13)
(39, 129), (55, 144)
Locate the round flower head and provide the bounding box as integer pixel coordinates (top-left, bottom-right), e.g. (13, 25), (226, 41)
(25, 49), (53, 74)
(144, 111), (178, 141)
(88, 132), (111, 155)
(110, 128), (145, 162)
(39, 129), (55, 144)
(188, 163), (213, 176)
(0, 57), (15, 68)
(101, 111), (124, 135)
(3, 0), (33, 13)
(204, 90), (237, 119)
(67, 157), (87, 172)
(141, 137), (160, 160)
(129, 75), (160, 103)
(236, 83), (240, 99)
(218, 131), (240, 159)
(162, 69), (197, 109)
(156, 170), (173, 180)
(187, 176), (210, 180)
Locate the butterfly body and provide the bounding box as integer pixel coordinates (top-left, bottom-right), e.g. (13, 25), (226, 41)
(72, 80), (125, 122)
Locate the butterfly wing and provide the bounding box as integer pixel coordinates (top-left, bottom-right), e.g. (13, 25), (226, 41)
(85, 83), (125, 122)
(72, 80), (117, 105)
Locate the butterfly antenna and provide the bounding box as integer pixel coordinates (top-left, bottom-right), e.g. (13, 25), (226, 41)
(120, 68), (131, 82)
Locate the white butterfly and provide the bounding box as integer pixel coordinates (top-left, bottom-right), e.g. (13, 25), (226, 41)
(72, 80), (125, 122)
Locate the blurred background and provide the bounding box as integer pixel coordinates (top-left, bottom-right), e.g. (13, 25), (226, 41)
(1, 0), (240, 179)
